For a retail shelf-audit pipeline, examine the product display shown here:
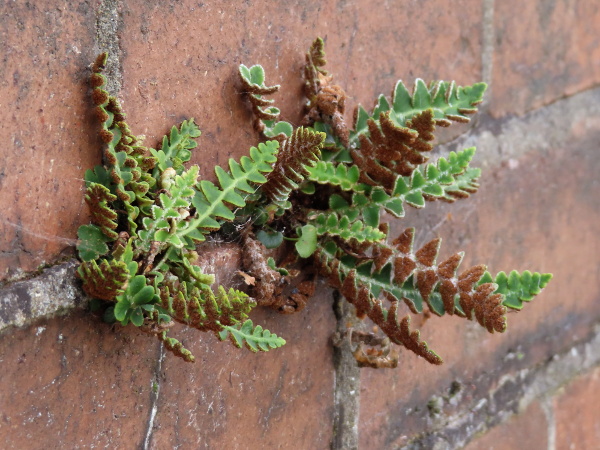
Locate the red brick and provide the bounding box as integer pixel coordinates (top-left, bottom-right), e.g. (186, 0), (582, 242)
(555, 368), (600, 450)
(491, 1), (600, 117)
(118, 0), (483, 181)
(147, 284), (336, 449)
(0, 311), (159, 448)
(359, 122), (600, 446)
(465, 401), (548, 450)
(0, 1), (100, 280)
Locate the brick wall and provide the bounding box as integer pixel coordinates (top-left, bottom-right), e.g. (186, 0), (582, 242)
(1, 1), (599, 448)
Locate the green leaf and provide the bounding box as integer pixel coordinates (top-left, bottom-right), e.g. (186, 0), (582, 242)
(481, 270), (553, 310)
(296, 225), (318, 258)
(77, 224), (111, 261)
(182, 140), (279, 241)
(219, 319), (286, 352)
(256, 230), (284, 249)
(114, 298), (130, 321)
(350, 80), (487, 146)
(130, 307), (144, 326)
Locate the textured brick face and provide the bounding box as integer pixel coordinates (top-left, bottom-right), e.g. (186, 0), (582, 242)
(0, 1), (99, 280)
(464, 401), (549, 450)
(555, 368), (600, 449)
(358, 120), (600, 448)
(492, 0), (600, 117)
(0, 311), (159, 448)
(1, 1), (600, 448)
(147, 286), (335, 449)
(118, 0), (483, 180)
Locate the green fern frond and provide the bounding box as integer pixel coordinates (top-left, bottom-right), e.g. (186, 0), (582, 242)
(308, 211), (386, 243)
(151, 118), (201, 177)
(182, 140), (279, 239)
(479, 270), (553, 310)
(322, 148), (480, 229)
(136, 165), (199, 251)
(390, 147), (481, 209)
(261, 127), (325, 209)
(219, 319), (286, 352)
(305, 161), (363, 191)
(351, 79), (487, 146)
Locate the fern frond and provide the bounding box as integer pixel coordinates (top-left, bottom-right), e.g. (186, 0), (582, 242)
(239, 64), (293, 141)
(182, 140), (279, 240)
(84, 183), (119, 240)
(136, 165), (198, 251)
(305, 161), (363, 191)
(351, 79), (487, 147)
(218, 319), (286, 352)
(304, 37), (328, 99)
(351, 110), (436, 190)
(77, 258), (129, 301)
(91, 54), (156, 232)
(151, 119), (201, 177)
(479, 270), (553, 310)
(159, 282), (255, 333)
(261, 127), (325, 209)
(315, 242), (442, 364)
(321, 148), (480, 230)
(308, 211), (386, 243)
(158, 331), (195, 363)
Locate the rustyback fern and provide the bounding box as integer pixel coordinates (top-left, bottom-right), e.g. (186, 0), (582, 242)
(77, 53), (284, 363)
(78, 39), (551, 368)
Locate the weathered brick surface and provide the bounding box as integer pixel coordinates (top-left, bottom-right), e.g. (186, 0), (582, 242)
(555, 368), (600, 450)
(0, 1), (100, 281)
(0, 288), (336, 449)
(1, 1), (600, 449)
(464, 400), (548, 450)
(0, 311), (159, 448)
(147, 285), (336, 449)
(358, 110), (600, 447)
(118, 0), (483, 180)
(491, 1), (600, 117)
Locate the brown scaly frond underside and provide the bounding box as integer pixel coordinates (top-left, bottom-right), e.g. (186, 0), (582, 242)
(77, 259), (129, 301)
(320, 256), (443, 364)
(303, 37), (350, 146)
(352, 110), (436, 190)
(261, 127), (325, 206)
(304, 37), (328, 99)
(85, 183), (119, 240)
(379, 228), (507, 333)
(158, 281), (255, 333)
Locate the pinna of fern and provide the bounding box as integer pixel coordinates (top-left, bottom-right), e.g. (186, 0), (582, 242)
(239, 37), (551, 367)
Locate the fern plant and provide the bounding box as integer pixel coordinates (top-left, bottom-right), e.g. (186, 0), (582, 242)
(77, 53), (285, 362)
(78, 39), (551, 367)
